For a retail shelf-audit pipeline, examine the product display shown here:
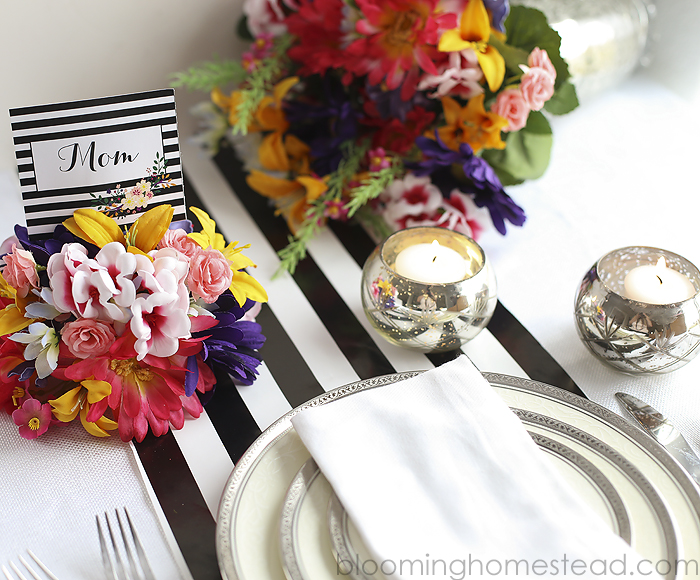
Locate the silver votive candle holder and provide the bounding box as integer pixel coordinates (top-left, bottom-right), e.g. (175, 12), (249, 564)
(361, 226), (497, 352)
(574, 246), (700, 374)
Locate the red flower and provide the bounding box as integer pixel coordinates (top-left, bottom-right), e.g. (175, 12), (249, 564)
(365, 106), (436, 155)
(61, 334), (193, 442)
(285, 0), (348, 77)
(343, 0), (457, 100)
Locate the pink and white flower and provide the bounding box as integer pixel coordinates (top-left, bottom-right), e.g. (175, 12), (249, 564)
(417, 49), (483, 99)
(48, 242), (138, 323)
(379, 174), (443, 231)
(244, 0), (299, 37)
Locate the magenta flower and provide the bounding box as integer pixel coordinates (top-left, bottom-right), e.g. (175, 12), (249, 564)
(12, 398), (52, 439)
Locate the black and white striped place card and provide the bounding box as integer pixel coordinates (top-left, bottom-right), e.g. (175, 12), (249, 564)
(10, 89), (186, 238)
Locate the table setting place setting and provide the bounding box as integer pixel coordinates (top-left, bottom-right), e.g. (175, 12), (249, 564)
(2, 0), (700, 578)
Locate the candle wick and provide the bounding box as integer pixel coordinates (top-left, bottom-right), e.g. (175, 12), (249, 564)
(432, 256), (437, 263)
(656, 275), (663, 284)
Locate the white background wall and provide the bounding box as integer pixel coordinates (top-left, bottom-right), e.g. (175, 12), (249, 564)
(0, 0), (247, 175)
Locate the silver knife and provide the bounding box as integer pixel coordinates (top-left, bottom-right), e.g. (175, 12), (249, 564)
(615, 392), (700, 487)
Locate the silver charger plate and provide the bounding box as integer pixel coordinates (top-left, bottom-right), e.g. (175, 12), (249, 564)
(216, 372), (700, 580)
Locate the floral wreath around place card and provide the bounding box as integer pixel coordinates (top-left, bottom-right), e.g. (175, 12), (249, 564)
(174, 0), (578, 274)
(90, 153), (175, 219)
(0, 202), (268, 442)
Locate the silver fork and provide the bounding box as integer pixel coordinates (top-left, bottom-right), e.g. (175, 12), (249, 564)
(96, 508), (156, 580)
(1, 551), (59, 580)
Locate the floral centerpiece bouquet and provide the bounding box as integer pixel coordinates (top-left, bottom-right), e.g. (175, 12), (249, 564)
(175, 0), (578, 273)
(0, 204), (268, 442)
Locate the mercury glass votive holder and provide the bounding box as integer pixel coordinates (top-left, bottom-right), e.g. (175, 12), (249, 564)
(574, 246), (700, 374)
(360, 227), (497, 352)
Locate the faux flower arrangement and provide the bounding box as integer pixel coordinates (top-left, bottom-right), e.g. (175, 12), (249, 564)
(174, 0), (578, 273)
(0, 204), (268, 442)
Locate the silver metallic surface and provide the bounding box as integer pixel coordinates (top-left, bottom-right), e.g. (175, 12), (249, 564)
(361, 227), (497, 352)
(616, 392), (700, 487)
(574, 246), (700, 374)
(512, 0), (651, 101)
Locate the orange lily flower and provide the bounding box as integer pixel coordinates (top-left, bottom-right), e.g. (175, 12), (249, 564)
(436, 94), (508, 153)
(211, 88), (261, 134)
(438, 0), (505, 92)
(254, 77), (300, 172)
(246, 170), (328, 234)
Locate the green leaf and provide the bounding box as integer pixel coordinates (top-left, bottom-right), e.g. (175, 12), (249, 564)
(544, 80), (579, 115)
(482, 111), (552, 183)
(504, 6), (570, 87)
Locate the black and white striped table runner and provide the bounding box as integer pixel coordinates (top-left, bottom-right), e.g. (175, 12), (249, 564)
(132, 142), (584, 580)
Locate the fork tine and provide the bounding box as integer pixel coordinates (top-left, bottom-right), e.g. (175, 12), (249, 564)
(97, 514), (118, 580)
(123, 508), (155, 580)
(114, 510), (140, 580)
(7, 562), (29, 580)
(16, 557), (40, 580)
(1, 565), (15, 580)
(104, 513), (129, 580)
(24, 552), (57, 580)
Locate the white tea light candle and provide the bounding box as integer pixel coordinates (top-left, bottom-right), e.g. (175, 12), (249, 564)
(394, 240), (468, 284)
(623, 257), (696, 304)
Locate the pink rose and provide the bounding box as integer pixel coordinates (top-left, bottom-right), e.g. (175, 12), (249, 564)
(61, 319), (116, 359)
(158, 229), (202, 262)
(3, 244), (39, 297)
(520, 67), (555, 111)
(187, 249), (233, 304)
(528, 47), (557, 80)
(491, 89), (530, 132)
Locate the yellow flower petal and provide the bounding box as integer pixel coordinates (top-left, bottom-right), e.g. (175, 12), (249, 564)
(49, 386), (82, 422)
(297, 176), (328, 202)
(127, 204), (174, 253)
(438, 29), (472, 53)
(460, 0), (490, 42)
(230, 270), (269, 306)
(188, 206), (228, 250)
(273, 76), (299, 107)
(79, 406), (117, 437)
(259, 132), (290, 172)
(476, 45), (505, 92)
(0, 273), (16, 300)
(246, 170), (301, 199)
(71, 209), (126, 248)
(81, 379), (112, 404)
(0, 304), (34, 336)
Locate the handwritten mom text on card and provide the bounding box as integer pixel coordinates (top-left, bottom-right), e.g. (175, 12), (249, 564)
(10, 89), (186, 238)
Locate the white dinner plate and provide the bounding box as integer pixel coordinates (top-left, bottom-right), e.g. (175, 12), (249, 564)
(215, 372), (700, 580)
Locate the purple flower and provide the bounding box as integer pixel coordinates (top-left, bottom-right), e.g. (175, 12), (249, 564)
(409, 134), (526, 235)
(284, 78), (358, 175)
(364, 82), (431, 122)
(485, 0), (509, 33)
(190, 294), (266, 393)
(14, 224), (95, 267)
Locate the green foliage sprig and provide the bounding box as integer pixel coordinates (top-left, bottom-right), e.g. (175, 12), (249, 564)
(171, 60), (247, 92)
(276, 140), (369, 276)
(233, 35), (294, 135)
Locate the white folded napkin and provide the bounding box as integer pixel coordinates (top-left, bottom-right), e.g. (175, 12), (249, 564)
(291, 355), (657, 579)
